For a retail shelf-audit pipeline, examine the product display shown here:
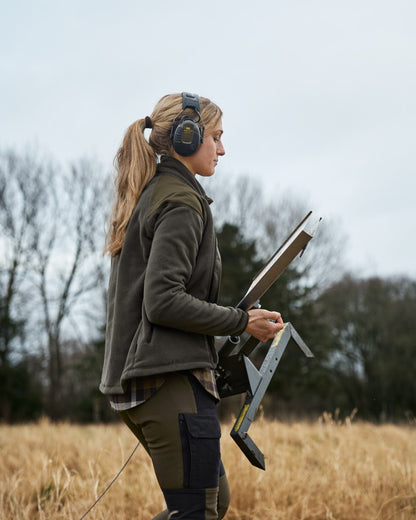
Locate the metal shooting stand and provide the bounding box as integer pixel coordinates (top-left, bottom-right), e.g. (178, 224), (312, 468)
(216, 211), (321, 470)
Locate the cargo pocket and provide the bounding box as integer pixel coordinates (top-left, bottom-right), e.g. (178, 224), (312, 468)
(179, 413), (221, 489)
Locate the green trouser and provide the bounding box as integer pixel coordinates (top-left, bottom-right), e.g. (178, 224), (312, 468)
(119, 372), (230, 520)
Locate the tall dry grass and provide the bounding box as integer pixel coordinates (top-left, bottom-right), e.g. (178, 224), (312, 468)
(0, 415), (415, 519)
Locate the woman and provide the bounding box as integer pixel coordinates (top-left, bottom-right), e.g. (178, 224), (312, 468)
(100, 92), (283, 519)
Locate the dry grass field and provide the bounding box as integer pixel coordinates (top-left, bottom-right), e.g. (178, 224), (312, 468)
(1, 414), (415, 519)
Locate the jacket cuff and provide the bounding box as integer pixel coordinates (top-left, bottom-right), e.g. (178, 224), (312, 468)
(234, 309), (249, 336)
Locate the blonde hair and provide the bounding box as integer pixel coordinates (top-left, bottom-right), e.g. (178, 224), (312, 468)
(104, 93), (222, 256)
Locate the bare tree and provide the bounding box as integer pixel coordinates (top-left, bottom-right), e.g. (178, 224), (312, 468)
(0, 148), (111, 419)
(0, 149), (52, 365)
(32, 158), (110, 417)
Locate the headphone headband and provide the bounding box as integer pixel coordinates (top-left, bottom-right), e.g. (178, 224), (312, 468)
(181, 92), (201, 114)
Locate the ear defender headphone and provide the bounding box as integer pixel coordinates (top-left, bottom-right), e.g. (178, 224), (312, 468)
(170, 92), (205, 156)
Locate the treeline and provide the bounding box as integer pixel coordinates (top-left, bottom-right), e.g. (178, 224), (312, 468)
(1, 149), (415, 423)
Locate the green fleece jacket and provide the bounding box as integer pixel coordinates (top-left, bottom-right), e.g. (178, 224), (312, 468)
(100, 157), (248, 394)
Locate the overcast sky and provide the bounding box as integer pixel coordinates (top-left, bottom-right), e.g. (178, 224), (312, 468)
(1, 0), (415, 279)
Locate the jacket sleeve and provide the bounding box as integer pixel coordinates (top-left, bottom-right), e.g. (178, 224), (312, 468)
(143, 203), (248, 337)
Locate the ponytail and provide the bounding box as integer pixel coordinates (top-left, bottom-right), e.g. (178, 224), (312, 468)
(104, 118), (156, 256)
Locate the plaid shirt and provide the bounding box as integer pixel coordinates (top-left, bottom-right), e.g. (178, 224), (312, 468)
(109, 368), (219, 411)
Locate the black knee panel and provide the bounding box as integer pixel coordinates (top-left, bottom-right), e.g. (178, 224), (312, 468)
(163, 489), (206, 519)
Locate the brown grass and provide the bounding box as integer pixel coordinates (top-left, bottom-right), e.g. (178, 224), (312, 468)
(0, 415), (415, 519)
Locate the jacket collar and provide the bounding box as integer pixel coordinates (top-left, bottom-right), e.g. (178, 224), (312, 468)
(157, 156), (213, 204)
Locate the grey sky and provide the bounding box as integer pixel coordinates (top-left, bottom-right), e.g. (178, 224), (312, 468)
(1, 0), (415, 278)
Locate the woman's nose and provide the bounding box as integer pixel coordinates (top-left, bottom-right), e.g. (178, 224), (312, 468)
(217, 142), (225, 156)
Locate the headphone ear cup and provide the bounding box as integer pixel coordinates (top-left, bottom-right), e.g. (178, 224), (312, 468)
(171, 116), (202, 156)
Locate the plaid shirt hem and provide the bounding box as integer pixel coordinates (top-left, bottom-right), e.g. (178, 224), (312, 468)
(109, 368), (219, 412)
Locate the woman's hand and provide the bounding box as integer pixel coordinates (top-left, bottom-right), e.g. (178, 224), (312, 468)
(245, 309), (284, 343)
